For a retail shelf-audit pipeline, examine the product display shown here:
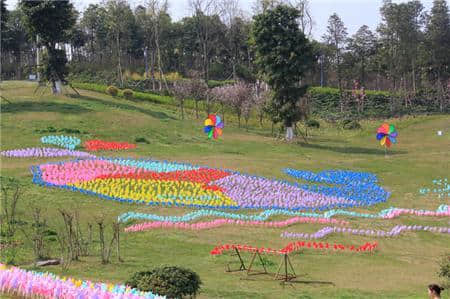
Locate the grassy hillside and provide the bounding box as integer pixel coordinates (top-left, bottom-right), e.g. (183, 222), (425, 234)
(1, 81), (449, 298)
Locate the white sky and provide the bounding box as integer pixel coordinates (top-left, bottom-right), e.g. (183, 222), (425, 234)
(4, 0), (434, 40)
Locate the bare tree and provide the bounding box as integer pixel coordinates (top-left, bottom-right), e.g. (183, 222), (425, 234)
(96, 217), (122, 264)
(0, 177), (22, 264)
(189, 0), (218, 83)
(218, 0), (244, 80)
(147, 0), (170, 91)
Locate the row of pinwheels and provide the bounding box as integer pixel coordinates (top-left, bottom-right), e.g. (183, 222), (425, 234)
(0, 264), (164, 299)
(210, 241), (378, 256)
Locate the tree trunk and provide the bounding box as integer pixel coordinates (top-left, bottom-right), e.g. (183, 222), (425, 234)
(195, 100), (199, 119)
(16, 51), (22, 80)
(180, 100), (185, 120)
(150, 50), (156, 90)
(206, 93), (211, 116)
(116, 34), (123, 88)
(285, 126), (294, 141)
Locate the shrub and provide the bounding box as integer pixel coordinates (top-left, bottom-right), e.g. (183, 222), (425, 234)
(126, 266), (201, 298)
(342, 120), (361, 130)
(122, 89), (134, 100)
(438, 253), (450, 285)
(135, 137), (149, 144)
(306, 119), (320, 128)
(106, 85), (119, 96)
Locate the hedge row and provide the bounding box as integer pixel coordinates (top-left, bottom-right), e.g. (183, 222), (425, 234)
(308, 86), (447, 119)
(72, 82), (447, 122)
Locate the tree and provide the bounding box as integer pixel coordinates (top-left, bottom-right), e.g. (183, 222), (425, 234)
(172, 80), (191, 120)
(104, 0), (135, 87)
(378, 0), (425, 93)
(252, 5), (314, 140)
(0, 0), (7, 81)
(20, 0), (76, 93)
(348, 25), (376, 85)
(80, 4), (108, 64)
(426, 0), (450, 83)
(322, 13), (348, 91)
(3, 9), (31, 80)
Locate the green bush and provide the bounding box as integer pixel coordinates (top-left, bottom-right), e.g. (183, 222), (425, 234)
(438, 253), (450, 284)
(122, 89), (134, 100)
(126, 266), (201, 298)
(306, 119), (320, 128)
(135, 137), (149, 144)
(106, 85), (119, 96)
(342, 120), (361, 130)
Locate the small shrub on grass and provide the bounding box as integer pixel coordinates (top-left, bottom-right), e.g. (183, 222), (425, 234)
(106, 86), (119, 96)
(122, 89), (134, 100)
(135, 137), (149, 144)
(126, 266), (201, 298)
(438, 253), (450, 286)
(306, 119), (320, 128)
(342, 119), (361, 130)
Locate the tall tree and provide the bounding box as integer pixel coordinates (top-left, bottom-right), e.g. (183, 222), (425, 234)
(378, 0), (425, 93)
(4, 9), (31, 79)
(322, 13), (348, 91)
(104, 0), (135, 87)
(252, 4), (314, 141)
(81, 4), (108, 64)
(426, 0), (450, 83)
(1, 0), (8, 81)
(20, 0), (76, 93)
(347, 25), (377, 85)
(189, 0), (218, 83)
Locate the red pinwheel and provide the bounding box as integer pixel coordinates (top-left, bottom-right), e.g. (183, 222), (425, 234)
(376, 123), (398, 148)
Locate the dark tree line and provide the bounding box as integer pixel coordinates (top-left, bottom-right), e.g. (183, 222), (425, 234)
(1, 0), (449, 95)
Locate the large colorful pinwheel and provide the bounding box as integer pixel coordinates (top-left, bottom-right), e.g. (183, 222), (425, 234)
(204, 114), (224, 139)
(376, 123), (398, 148)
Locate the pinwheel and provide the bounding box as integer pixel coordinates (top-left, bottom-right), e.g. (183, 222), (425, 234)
(376, 123), (398, 148)
(204, 114), (224, 139)
(281, 224), (450, 239)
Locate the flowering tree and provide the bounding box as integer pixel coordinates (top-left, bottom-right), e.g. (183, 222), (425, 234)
(210, 85), (228, 122)
(190, 79), (208, 119)
(172, 80), (191, 120)
(252, 82), (272, 127)
(171, 79), (208, 119)
(210, 82), (253, 128)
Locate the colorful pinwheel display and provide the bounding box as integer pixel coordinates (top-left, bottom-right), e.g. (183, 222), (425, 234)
(84, 140), (136, 151)
(124, 216), (348, 233)
(281, 225), (450, 239)
(31, 158), (390, 211)
(0, 264), (164, 299)
(204, 114), (224, 139)
(0, 147), (95, 158)
(41, 135), (81, 150)
(210, 241), (378, 256)
(376, 123), (398, 148)
(118, 204), (450, 223)
(419, 178), (449, 199)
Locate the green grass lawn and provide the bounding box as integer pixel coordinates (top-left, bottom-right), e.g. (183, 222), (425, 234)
(1, 81), (449, 298)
